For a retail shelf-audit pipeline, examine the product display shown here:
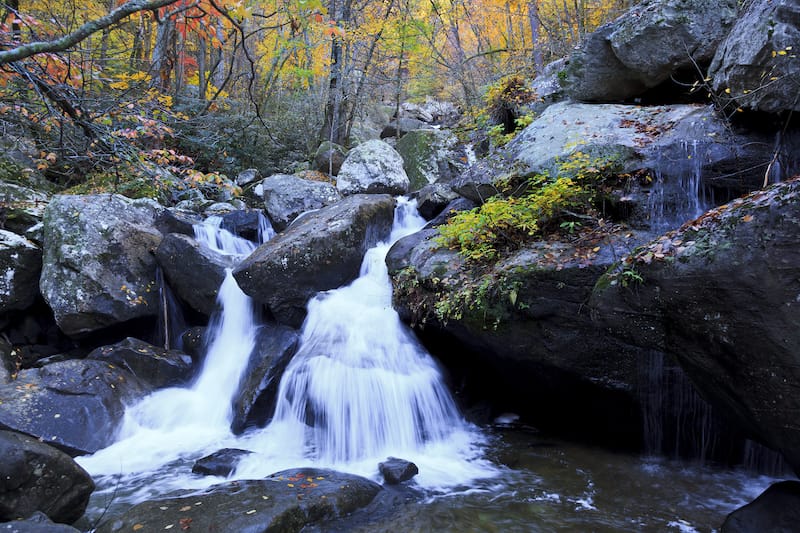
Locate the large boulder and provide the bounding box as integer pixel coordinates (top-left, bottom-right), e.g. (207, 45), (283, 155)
(95, 468), (381, 533)
(40, 194), (163, 337)
(565, 0), (738, 102)
(155, 233), (231, 316)
(0, 359), (150, 455)
(395, 129), (466, 191)
(335, 140), (410, 196)
(709, 0), (800, 114)
(260, 174), (341, 231)
(0, 231), (41, 312)
(388, 226), (653, 444)
(590, 178), (800, 473)
(231, 323), (300, 433)
(721, 481), (800, 532)
(234, 194), (395, 327)
(86, 337), (194, 389)
(0, 430), (94, 524)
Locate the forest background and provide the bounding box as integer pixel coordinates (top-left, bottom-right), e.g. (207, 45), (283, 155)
(0, 0), (636, 191)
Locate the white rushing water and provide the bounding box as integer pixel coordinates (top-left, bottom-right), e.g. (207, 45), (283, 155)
(78, 200), (492, 500)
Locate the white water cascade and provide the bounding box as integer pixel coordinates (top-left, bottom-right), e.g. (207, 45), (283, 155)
(79, 200), (492, 503)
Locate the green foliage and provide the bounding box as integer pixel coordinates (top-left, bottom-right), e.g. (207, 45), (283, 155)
(436, 151), (622, 262)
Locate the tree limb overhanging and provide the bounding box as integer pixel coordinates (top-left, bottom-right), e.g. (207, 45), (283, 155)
(0, 0), (182, 65)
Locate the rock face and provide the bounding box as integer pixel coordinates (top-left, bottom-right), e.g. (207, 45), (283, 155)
(260, 174), (341, 231)
(591, 178), (800, 473)
(335, 140), (409, 196)
(388, 227), (653, 444)
(721, 481), (800, 533)
(40, 194), (163, 337)
(96, 468), (381, 533)
(0, 230), (41, 312)
(565, 0), (738, 102)
(86, 337), (194, 389)
(709, 0), (800, 113)
(231, 323), (299, 433)
(156, 233), (231, 316)
(234, 194), (395, 327)
(395, 129), (465, 191)
(0, 359), (149, 455)
(0, 430), (94, 524)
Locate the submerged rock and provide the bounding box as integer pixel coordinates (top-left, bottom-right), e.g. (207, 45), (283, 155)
(191, 448), (253, 477)
(0, 359), (149, 455)
(40, 194), (163, 337)
(721, 480), (800, 532)
(378, 457), (419, 485)
(234, 194), (395, 327)
(336, 140), (409, 196)
(0, 430), (94, 524)
(96, 468), (381, 533)
(86, 337), (194, 389)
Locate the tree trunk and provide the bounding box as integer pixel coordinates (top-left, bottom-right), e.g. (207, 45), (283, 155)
(320, 0), (352, 147)
(198, 34), (207, 101)
(527, 0), (544, 72)
(152, 14), (177, 92)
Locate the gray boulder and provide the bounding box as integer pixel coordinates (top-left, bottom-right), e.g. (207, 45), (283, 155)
(378, 457), (418, 485)
(234, 194), (395, 327)
(565, 0), (738, 102)
(0, 231), (41, 312)
(87, 337), (194, 389)
(413, 183), (461, 220)
(591, 178), (800, 474)
(709, 0), (800, 113)
(95, 468), (381, 533)
(0, 181), (50, 236)
(260, 174), (341, 231)
(0, 430), (94, 524)
(721, 481), (800, 532)
(395, 129), (466, 191)
(191, 448), (253, 477)
(235, 168), (261, 187)
(0, 359), (149, 455)
(156, 233), (231, 316)
(336, 140), (410, 196)
(380, 117), (431, 139)
(312, 141), (347, 176)
(40, 194), (163, 337)
(231, 323), (299, 433)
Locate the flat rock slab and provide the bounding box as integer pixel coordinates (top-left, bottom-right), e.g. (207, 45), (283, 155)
(97, 468), (381, 533)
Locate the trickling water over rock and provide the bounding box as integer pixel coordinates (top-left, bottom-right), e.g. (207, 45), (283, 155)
(0, 430), (94, 524)
(234, 194), (395, 327)
(40, 194), (164, 337)
(95, 469), (381, 533)
(591, 178), (800, 474)
(0, 360), (150, 455)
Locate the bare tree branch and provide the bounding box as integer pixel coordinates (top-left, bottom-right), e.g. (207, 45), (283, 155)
(0, 0), (181, 65)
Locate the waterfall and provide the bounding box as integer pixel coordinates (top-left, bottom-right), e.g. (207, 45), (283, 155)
(79, 200), (491, 495)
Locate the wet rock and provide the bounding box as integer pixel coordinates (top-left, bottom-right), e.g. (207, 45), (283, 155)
(378, 457), (418, 484)
(95, 468), (381, 533)
(231, 324), (299, 433)
(234, 194), (395, 327)
(191, 448), (253, 477)
(0, 359), (149, 455)
(336, 140), (410, 196)
(565, 0), (737, 102)
(180, 326), (206, 360)
(40, 194), (163, 337)
(260, 174), (341, 231)
(0, 230), (41, 313)
(395, 129), (465, 191)
(591, 178), (800, 473)
(154, 209), (201, 237)
(0, 512), (81, 532)
(155, 233), (230, 316)
(86, 337), (194, 389)
(312, 141), (347, 176)
(0, 430), (94, 524)
(413, 183), (460, 220)
(721, 481), (800, 533)
(221, 209), (271, 242)
(710, 0), (800, 114)
(0, 180), (50, 235)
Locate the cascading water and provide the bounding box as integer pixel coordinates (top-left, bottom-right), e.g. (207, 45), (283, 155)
(79, 200), (491, 505)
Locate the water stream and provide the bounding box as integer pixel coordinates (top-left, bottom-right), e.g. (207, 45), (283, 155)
(76, 200), (786, 531)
